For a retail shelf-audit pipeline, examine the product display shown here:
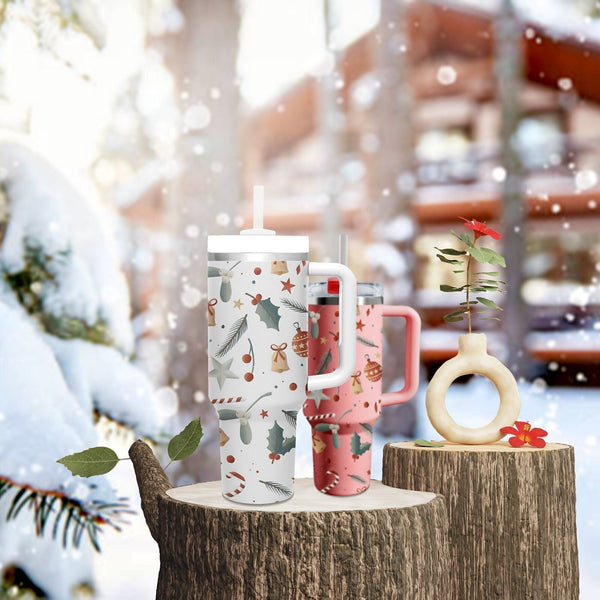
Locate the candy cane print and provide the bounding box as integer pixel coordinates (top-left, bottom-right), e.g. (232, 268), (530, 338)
(319, 470), (340, 494)
(225, 471), (246, 498)
(305, 413), (336, 422)
(211, 397), (243, 404)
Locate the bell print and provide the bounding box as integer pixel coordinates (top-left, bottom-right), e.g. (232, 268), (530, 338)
(208, 298), (217, 326)
(271, 260), (288, 275)
(351, 371), (363, 395)
(271, 343), (290, 372)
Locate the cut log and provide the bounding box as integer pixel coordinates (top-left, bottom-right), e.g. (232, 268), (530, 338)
(383, 441), (579, 600)
(130, 441), (450, 600)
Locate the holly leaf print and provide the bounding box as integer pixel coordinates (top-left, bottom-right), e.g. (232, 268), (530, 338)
(208, 266), (221, 277)
(267, 421), (296, 456)
(350, 432), (371, 457)
(254, 297), (281, 330)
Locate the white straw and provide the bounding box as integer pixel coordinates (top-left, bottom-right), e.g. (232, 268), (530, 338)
(253, 185), (264, 230)
(339, 233), (348, 266)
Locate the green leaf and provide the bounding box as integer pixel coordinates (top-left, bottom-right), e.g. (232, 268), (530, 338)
(217, 409), (238, 420)
(467, 246), (506, 267)
(440, 284), (466, 292)
(350, 432), (371, 456)
(207, 266), (221, 277)
(476, 271), (499, 276)
(254, 297), (281, 330)
(57, 447), (119, 477)
(436, 254), (463, 265)
(435, 247), (466, 256)
(168, 418), (204, 462)
(220, 280), (232, 302)
(459, 301), (478, 305)
(445, 307), (468, 318)
(476, 296), (502, 310)
(453, 270), (465, 274)
(443, 315), (464, 322)
(414, 439), (445, 448)
(451, 230), (473, 246)
(267, 421), (296, 457)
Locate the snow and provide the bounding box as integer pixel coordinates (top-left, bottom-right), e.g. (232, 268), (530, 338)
(0, 140), (134, 353)
(0, 140), (163, 598)
(0, 303), (113, 499)
(46, 336), (165, 440)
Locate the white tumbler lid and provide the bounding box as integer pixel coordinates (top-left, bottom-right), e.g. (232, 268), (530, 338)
(207, 185), (309, 257)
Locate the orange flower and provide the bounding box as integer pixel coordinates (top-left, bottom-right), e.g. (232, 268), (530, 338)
(500, 421), (548, 448)
(459, 217), (502, 240)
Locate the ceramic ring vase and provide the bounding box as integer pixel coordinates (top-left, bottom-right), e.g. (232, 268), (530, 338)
(425, 333), (521, 444)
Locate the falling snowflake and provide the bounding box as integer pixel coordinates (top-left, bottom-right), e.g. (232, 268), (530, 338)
(437, 65), (457, 86)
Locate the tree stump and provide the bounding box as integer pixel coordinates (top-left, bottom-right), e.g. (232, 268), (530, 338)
(382, 441), (579, 600)
(129, 440), (451, 600)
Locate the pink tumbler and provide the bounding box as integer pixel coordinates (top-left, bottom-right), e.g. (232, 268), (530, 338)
(305, 282), (421, 495)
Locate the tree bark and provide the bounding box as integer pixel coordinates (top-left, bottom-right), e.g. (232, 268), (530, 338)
(130, 442), (450, 600)
(383, 441), (579, 600)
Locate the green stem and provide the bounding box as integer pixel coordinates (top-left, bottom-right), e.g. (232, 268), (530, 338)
(466, 235), (477, 334)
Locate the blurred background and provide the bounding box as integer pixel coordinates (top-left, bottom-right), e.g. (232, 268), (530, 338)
(0, 0), (599, 598)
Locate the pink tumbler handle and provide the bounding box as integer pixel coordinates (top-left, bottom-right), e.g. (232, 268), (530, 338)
(380, 306), (421, 407)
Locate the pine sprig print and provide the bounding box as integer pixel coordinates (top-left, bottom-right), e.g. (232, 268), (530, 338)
(258, 480), (293, 498)
(215, 314), (248, 358)
(279, 297), (308, 313)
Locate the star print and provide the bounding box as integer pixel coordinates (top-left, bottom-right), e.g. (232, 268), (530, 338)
(260, 409), (269, 419)
(208, 357), (238, 389)
(233, 299), (243, 309)
(280, 278), (295, 293)
(307, 389), (329, 409)
(356, 320), (365, 331)
(320, 337), (327, 344)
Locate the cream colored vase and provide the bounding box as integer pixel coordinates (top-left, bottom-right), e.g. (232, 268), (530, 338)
(426, 333), (521, 444)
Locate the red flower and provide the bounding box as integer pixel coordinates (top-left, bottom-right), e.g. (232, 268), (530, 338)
(459, 217), (502, 240)
(500, 421), (548, 448)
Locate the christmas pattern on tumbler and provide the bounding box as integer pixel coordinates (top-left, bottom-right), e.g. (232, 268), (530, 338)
(208, 259), (308, 504)
(305, 303), (382, 496)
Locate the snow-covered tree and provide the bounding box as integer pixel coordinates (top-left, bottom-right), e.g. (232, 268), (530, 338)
(0, 1), (183, 597)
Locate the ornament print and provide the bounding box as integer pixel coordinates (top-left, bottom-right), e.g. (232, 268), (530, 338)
(364, 354), (382, 382)
(208, 258), (308, 504)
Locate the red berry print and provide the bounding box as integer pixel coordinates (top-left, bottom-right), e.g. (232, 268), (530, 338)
(244, 372), (254, 382)
(242, 354), (252, 363)
(254, 267), (262, 275)
(289, 383), (297, 391)
(226, 455), (235, 463)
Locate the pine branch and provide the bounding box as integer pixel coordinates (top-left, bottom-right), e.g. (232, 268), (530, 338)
(215, 314), (248, 358)
(0, 475), (131, 552)
(258, 480), (293, 498)
(279, 297), (308, 313)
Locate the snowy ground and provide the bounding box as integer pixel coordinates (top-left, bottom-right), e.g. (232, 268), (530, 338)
(94, 381), (600, 599)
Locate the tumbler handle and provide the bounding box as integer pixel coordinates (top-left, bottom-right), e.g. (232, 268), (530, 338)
(380, 306), (421, 406)
(307, 263), (357, 391)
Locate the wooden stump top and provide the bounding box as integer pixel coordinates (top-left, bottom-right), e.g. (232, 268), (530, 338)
(390, 440), (570, 453)
(166, 478), (437, 512)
